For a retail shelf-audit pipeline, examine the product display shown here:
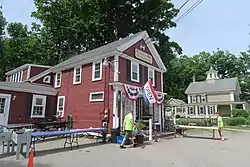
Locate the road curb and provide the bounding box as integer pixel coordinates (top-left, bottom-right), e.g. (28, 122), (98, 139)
(224, 128), (250, 133)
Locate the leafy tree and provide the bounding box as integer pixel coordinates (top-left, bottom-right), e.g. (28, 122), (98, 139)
(167, 49), (250, 103)
(2, 22), (48, 78)
(32, 0), (182, 63)
(0, 7), (7, 80)
(4, 23), (35, 70)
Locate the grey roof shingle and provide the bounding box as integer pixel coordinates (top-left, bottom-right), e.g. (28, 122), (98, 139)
(0, 82), (57, 95)
(185, 78), (239, 94)
(173, 98), (186, 104)
(28, 30), (167, 82)
(28, 31), (146, 82)
(5, 64), (51, 75)
(51, 31), (145, 71)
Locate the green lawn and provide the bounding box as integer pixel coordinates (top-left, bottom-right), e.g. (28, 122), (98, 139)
(176, 118), (250, 131)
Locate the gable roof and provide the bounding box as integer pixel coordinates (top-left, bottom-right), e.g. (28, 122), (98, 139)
(185, 77), (240, 94)
(0, 82), (57, 96)
(168, 98), (186, 105)
(5, 64), (51, 76)
(28, 30), (166, 82)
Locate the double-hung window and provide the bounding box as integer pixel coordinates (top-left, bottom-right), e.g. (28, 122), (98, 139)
(55, 72), (62, 88)
(31, 95), (46, 118)
(19, 71), (23, 82)
(14, 73), (18, 82)
(17, 72), (20, 82)
(131, 61), (139, 82)
(148, 68), (155, 86)
(10, 75), (13, 82)
(92, 61), (102, 81)
(73, 66), (82, 84)
(57, 96), (65, 117)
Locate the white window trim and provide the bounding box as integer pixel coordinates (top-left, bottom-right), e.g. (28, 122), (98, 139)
(54, 72), (62, 88)
(92, 61), (103, 81)
(131, 61), (140, 82)
(30, 95), (46, 118)
(189, 107), (194, 115)
(191, 96), (196, 103)
(57, 96), (65, 118)
(89, 91), (104, 102)
(43, 76), (51, 83)
(73, 66), (82, 85)
(148, 68), (155, 86)
(209, 105), (215, 115)
(199, 106), (205, 115)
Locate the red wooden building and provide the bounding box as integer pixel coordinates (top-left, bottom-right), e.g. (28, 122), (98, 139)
(0, 31), (166, 132)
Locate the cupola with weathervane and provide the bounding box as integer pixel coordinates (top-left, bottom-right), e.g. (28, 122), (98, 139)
(205, 66), (219, 80)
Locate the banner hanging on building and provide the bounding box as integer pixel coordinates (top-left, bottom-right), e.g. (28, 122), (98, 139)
(142, 80), (157, 106)
(156, 92), (164, 105)
(123, 84), (141, 100)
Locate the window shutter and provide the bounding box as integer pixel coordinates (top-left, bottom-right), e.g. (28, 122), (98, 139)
(45, 96), (49, 117)
(144, 67), (148, 84)
(139, 65), (142, 83)
(126, 59), (131, 81)
(154, 70), (157, 88)
(28, 94), (33, 118)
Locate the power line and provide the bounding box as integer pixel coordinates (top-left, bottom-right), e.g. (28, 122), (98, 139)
(175, 0), (203, 23)
(113, 0), (204, 65)
(179, 0), (190, 11)
(141, 0), (204, 45)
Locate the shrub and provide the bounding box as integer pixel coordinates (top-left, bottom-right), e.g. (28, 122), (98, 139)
(245, 119), (250, 125)
(226, 117), (246, 126)
(232, 109), (250, 118)
(134, 121), (146, 130)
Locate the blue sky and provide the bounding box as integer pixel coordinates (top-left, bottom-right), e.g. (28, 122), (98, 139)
(1, 0), (250, 55)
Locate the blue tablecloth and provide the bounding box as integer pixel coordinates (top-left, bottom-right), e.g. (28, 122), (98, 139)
(31, 128), (105, 137)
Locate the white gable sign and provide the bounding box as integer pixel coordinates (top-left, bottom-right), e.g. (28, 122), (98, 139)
(135, 48), (152, 64)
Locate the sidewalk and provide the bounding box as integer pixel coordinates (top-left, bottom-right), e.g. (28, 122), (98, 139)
(224, 128), (250, 133)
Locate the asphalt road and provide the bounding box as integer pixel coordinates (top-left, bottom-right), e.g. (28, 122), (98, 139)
(0, 130), (249, 167)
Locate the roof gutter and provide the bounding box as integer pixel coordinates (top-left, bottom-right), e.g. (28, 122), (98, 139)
(185, 89), (235, 95)
(0, 86), (57, 96)
(51, 51), (117, 73)
(5, 64), (52, 75)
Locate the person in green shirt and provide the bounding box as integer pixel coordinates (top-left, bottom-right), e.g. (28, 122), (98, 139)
(216, 112), (224, 141)
(120, 111), (136, 149)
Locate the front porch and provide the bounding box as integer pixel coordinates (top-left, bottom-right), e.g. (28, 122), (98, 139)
(109, 82), (167, 134)
(167, 101), (249, 118)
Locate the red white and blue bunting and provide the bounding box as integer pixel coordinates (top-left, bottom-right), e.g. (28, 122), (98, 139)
(156, 92), (164, 105)
(123, 84), (141, 100)
(122, 83), (165, 104)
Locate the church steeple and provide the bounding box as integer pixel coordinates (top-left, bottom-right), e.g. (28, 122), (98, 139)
(205, 66), (219, 80)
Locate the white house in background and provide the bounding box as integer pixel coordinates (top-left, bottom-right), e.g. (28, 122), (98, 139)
(167, 67), (249, 118)
(167, 98), (186, 117)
